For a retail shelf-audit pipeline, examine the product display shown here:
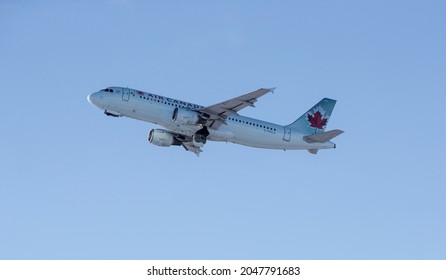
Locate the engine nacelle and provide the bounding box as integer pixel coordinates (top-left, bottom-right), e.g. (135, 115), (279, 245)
(192, 133), (206, 148)
(192, 127), (209, 148)
(148, 129), (181, 147)
(172, 107), (204, 125)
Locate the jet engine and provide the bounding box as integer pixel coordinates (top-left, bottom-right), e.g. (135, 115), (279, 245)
(192, 127), (210, 148)
(148, 129), (181, 147)
(172, 107), (205, 125)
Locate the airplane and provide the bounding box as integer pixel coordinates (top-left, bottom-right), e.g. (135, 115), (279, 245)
(87, 87), (343, 155)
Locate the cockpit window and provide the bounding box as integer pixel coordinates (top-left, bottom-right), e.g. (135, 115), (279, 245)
(101, 88), (114, 93)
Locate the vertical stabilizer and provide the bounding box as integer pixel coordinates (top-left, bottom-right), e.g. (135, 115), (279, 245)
(286, 98), (337, 134)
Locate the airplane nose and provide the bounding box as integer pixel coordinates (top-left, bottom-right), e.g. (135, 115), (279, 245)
(87, 92), (97, 105)
(87, 93), (93, 104)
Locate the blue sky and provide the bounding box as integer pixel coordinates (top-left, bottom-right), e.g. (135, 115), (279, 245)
(1, 0), (445, 259)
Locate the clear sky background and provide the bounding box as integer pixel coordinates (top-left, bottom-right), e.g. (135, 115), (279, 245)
(1, 0), (445, 259)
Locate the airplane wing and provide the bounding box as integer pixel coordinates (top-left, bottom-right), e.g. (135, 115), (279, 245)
(165, 88), (275, 155)
(199, 88), (275, 129)
(181, 142), (202, 156)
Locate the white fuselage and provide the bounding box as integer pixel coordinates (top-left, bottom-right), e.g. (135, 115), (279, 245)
(87, 87), (335, 151)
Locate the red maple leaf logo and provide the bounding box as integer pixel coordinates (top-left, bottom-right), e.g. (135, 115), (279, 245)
(307, 111), (328, 129)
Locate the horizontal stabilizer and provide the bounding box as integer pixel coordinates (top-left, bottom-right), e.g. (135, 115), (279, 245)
(303, 129), (344, 143)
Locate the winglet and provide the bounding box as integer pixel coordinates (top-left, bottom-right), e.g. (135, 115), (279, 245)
(269, 87), (276, 94)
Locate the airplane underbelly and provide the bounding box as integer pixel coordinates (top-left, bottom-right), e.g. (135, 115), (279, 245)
(208, 127), (234, 141)
(230, 126), (310, 150)
(229, 126), (281, 148)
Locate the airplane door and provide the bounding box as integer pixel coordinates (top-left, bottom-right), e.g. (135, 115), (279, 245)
(122, 88), (130, 101)
(283, 127), (291, 141)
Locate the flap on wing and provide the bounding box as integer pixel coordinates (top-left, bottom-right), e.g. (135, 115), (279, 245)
(181, 142), (202, 156)
(199, 88), (274, 129)
(303, 129), (344, 143)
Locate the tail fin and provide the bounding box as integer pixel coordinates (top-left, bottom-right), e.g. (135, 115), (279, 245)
(286, 98), (337, 134)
